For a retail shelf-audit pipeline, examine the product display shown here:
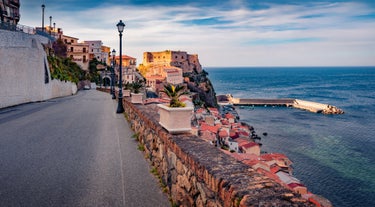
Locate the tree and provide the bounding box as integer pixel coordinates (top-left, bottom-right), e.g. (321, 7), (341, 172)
(52, 38), (67, 58)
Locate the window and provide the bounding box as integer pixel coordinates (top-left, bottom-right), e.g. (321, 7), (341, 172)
(83, 48), (86, 53)
(70, 47), (73, 52)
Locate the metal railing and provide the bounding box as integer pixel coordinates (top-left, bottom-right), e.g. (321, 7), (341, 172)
(0, 21), (35, 34)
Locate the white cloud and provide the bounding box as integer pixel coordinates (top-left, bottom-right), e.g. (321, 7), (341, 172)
(18, 1), (375, 66)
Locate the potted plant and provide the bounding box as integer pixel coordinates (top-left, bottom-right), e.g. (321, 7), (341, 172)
(157, 84), (194, 134)
(131, 80), (144, 104)
(123, 81), (132, 97)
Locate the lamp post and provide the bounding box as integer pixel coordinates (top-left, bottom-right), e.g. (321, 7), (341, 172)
(53, 22), (56, 38)
(111, 49), (116, 99)
(41, 4), (45, 32)
(116, 20), (125, 113)
(49, 16), (52, 35)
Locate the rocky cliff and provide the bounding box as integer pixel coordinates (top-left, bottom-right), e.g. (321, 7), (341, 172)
(185, 70), (218, 108)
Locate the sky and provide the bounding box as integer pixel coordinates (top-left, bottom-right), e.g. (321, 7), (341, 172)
(19, 0), (375, 67)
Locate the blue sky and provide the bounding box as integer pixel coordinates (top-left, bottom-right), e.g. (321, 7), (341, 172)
(19, 0), (375, 66)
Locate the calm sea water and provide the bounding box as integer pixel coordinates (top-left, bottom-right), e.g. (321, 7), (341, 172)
(205, 67), (375, 207)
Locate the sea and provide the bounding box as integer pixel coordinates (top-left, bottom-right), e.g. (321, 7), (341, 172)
(205, 67), (375, 207)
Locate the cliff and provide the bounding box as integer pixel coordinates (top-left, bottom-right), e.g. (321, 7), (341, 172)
(186, 70), (218, 108)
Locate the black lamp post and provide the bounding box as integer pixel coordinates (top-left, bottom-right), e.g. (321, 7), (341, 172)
(116, 20), (125, 113)
(111, 49), (116, 99)
(49, 16), (52, 35)
(53, 22), (56, 38)
(41, 4), (45, 32)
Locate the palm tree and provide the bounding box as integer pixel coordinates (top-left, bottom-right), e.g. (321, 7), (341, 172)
(161, 84), (189, 107)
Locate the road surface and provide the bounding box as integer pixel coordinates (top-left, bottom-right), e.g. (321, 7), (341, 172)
(0, 90), (170, 207)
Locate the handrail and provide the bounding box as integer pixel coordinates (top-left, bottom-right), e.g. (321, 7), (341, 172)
(0, 22), (35, 34)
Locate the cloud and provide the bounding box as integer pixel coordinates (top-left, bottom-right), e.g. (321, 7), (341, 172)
(18, 1), (375, 66)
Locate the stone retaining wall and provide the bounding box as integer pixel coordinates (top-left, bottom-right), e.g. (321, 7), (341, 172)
(0, 29), (77, 108)
(119, 95), (314, 207)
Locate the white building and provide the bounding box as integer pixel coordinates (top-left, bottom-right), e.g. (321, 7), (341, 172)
(84, 40), (105, 62)
(164, 67), (183, 85)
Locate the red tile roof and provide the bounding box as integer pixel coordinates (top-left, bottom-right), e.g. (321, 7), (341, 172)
(260, 153), (289, 161)
(225, 113), (235, 119)
(200, 123), (220, 133)
(229, 131), (239, 139)
(241, 142), (259, 149)
(288, 183), (306, 189)
(219, 129), (228, 138)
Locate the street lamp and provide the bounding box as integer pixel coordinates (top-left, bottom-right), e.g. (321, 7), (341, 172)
(116, 20), (125, 113)
(49, 16), (52, 35)
(53, 22), (56, 38)
(111, 49), (116, 99)
(41, 4), (45, 32)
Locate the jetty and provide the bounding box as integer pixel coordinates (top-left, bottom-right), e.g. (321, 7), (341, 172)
(217, 94), (344, 114)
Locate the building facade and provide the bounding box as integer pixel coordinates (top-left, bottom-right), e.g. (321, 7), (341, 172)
(62, 35), (90, 71)
(84, 40), (105, 63)
(141, 50), (202, 74)
(113, 55), (137, 84)
(0, 0), (20, 25)
(101, 45), (111, 66)
(164, 67), (183, 85)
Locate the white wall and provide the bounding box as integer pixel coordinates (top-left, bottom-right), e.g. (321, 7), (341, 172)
(0, 30), (77, 109)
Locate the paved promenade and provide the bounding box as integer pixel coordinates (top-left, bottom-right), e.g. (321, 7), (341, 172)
(0, 90), (170, 207)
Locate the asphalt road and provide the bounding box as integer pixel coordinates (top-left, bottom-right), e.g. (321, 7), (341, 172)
(0, 90), (170, 207)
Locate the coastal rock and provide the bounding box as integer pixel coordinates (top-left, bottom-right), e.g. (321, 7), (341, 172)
(187, 71), (218, 107)
(323, 105), (344, 114)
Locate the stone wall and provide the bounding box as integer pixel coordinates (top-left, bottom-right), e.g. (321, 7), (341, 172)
(0, 29), (77, 108)
(122, 97), (314, 207)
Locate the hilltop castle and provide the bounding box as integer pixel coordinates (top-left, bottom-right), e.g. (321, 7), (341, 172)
(139, 50), (202, 75)
(139, 50), (203, 91)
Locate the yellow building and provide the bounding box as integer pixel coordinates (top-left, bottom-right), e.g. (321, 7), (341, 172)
(101, 45), (111, 66)
(140, 50), (202, 76)
(114, 55), (137, 83)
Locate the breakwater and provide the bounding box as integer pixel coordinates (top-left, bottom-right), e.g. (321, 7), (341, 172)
(217, 95), (344, 114)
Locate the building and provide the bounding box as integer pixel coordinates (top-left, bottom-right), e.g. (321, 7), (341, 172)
(164, 66), (183, 85)
(140, 50), (202, 75)
(84, 40), (102, 61)
(0, 0), (20, 25)
(62, 35), (90, 71)
(101, 45), (111, 66)
(114, 55), (137, 84)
